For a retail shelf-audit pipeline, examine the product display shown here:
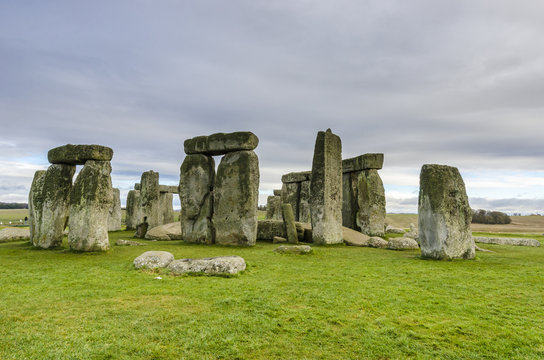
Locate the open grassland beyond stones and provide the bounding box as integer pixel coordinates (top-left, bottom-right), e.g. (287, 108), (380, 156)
(1, 231), (543, 359)
(0, 209), (29, 224)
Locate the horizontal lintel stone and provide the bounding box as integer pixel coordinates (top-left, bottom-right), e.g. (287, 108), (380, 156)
(281, 171), (312, 184)
(159, 185), (179, 194)
(48, 144), (113, 165)
(342, 153), (384, 172)
(184, 131), (258, 156)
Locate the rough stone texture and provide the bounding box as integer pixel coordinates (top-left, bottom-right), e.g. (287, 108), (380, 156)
(273, 236), (287, 243)
(133, 251), (174, 269)
(387, 237), (420, 250)
(134, 183), (141, 190)
(257, 220), (286, 241)
(139, 171), (161, 230)
(273, 189), (282, 196)
(418, 164), (475, 260)
(386, 225), (405, 234)
(342, 153), (384, 172)
(145, 222), (183, 241)
(343, 227), (370, 246)
(214, 151), (259, 246)
(342, 171), (360, 230)
(281, 171), (312, 184)
(357, 169), (386, 237)
(281, 182), (300, 221)
(179, 154), (215, 244)
(125, 190), (140, 230)
(298, 180), (311, 223)
(134, 222), (148, 239)
(0, 228), (30, 243)
(160, 192), (175, 224)
(473, 236), (541, 247)
(403, 223), (418, 242)
(68, 160), (113, 251)
(310, 129), (343, 244)
(168, 256), (246, 275)
(115, 239), (146, 246)
(274, 245), (313, 255)
(265, 195), (282, 220)
(29, 164), (75, 249)
(159, 185), (179, 194)
(282, 203), (298, 244)
(368, 236), (388, 248)
(184, 131), (259, 156)
(48, 144), (113, 165)
(108, 188), (122, 231)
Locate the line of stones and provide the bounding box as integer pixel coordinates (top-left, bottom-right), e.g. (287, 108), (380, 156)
(179, 132), (260, 246)
(28, 144), (115, 251)
(125, 171), (177, 236)
(267, 152), (386, 237)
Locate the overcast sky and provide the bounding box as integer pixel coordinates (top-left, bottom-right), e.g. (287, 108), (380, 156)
(1, 1), (544, 214)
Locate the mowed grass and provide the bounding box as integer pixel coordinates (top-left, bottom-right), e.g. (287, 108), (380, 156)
(0, 209), (28, 225)
(1, 231), (543, 359)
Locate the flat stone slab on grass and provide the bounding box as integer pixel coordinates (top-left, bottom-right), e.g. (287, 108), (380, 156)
(368, 236), (388, 248)
(168, 256), (246, 275)
(473, 236), (541, 247)
(0, 227), (30, 243)
(274, 245), (313, 255)
(134, 251), (174, 269)
(145, 222), (182, 241)
(387, 237), (420, 250)
(116, 239), (146, 246)
(48, 144), (113, 165)
(184, 131), (259, 156)
(343, 227), (370, 246)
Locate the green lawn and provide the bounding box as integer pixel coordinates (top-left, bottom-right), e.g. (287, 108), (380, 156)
(1, 231), (543, 359)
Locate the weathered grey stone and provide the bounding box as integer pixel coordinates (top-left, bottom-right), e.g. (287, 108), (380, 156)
(115, 239), (146, 246)
(386, 225), (405, 234)
(134, 221), (148, 239)
(68, 160), (112, 251)
(160, 192), (175, 224)
(343, 227), (370, 246)
(273, 189), (282, 196)
(257, 220), (286, 241)
(368, 236), (388, 248)
(139, 171), (161, 230)
(273, 236), (287, 243)
(342, 171), (360, 230)
(0, 228), (30, 243)
(159, 185), (179, 194)
(298, 180), (311, 223)
(357, 169), (386, 237)
(473, 236), (541, 247)
(281, 182), (300, 221)
(265, 196), (282, 220)
(214, 151), (259, 246)
(108, 188), (122, 231)
(29, 164), (75, 249)
(134, 183), (140, 190)
(145, 222), (183, 241)
(310, 129), (343, 244)
(418, 164), (475, 260)
(403, 223), (418, 241)
(387, 237), (420, 250)
(274, 245), (313, 255)
(167, 256), (246, 275)
(281, 171), (312, 184)
(133, 251), (174, 269)
(282, 203), (298, 244)
(342, 153), (384, 172)
(48, 144), (113, 165)
(125, 190), (140, 230)
(179, 154), (215, 244)
(184, 131), (259, 156)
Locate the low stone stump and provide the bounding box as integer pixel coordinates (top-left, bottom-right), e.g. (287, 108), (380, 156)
(134, 251), (174, 269)
(274, 245), (313, 255)
(116, 239), (146, 246)
(473, 236), (541, 247)
(145, 222), (183, 241)
(368, 236), (388, 248)
(0, 228), (30, 243)
(257, 220), (286, 241)
(387, 237), (419, 250)
(282, 203), (298, 244)
(167, 256), (246, 275)
(273, 236), (287, 244)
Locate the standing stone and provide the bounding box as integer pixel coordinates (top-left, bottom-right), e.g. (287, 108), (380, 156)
(108, 188), (122, 231)
(139, 171), (161, 229)
(281, 182), (300, 221)
(281, 203), (298, 244)
(266, 195), (282, 220)
(28, 164), (75, 248)
(214, 151), (259, 246)
(160, 192), (175, 224)
(179, 154), (215, 244)
(310, 129), (343, 244)
(125, 189), (140, 230)
(342, 172), (360, 230)
(357, 169), (386, 237)
(69, 160), (113, 251)
(418, 164), (474, 260)
(298, 180), (311, 223)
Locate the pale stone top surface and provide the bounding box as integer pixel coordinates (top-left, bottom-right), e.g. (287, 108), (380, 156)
(342, 153), (384, 172)
(281, 171), (312, 184)
(48, 144), (113, 165)
(184, 131), (259, 155)
(159, 185), (179, 194)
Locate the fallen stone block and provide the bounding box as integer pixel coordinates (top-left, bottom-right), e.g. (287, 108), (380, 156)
(0, 228), (30, 243)
(167, 256), (246, 275)
(116, 239), (146, 246)
(387, 237), (419, 250)
(145, 222), (182, 241)
(274, 245), (313, 255)
(134, 251), (174, 269)
(473, 236), (540, 247)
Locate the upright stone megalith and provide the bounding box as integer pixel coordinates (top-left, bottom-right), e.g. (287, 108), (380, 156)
(108, 188), (122, 231)
(418, 164), (474, 260)
(357, 169), (386, 237)
(29, 164), (75, 248)
(139, 171), (161, 229)
(69, 160), (113, 251)
(214, 150), (260, 246)
(266, 195), (282, 220)
(310, 129), (343, 244)
(125, 188), (140, 230)
(179, 154), (215, 244)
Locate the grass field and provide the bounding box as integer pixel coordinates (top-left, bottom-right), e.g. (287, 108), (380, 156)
(1, 229), (543, 359)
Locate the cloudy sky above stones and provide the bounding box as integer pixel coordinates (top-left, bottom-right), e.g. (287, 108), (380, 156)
(1, 0), (544, 213)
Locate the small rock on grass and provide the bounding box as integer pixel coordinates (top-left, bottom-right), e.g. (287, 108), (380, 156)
(168, 256), (246, 275)
(116, 239), (146, 246)
(387, 237), (419, 250)
(368, 236), (388, 248)
(134, 251), (174, 269)
(274, 245), (313, 255)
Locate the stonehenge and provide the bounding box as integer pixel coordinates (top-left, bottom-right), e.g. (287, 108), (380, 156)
(108, 188), (122, 231)
(180, 131), (260, 246)
(280, 171), (312, 223)
(29, 144), (114, 251)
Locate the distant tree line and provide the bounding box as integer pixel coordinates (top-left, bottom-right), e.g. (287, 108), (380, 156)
(471, 209), (511, 224)
(0, 202), (28, 209)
